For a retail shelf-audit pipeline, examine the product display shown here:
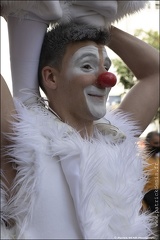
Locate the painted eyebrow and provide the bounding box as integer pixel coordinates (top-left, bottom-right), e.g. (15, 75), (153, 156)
(74, 53), (99, 63)
(73, 51), (111, 67)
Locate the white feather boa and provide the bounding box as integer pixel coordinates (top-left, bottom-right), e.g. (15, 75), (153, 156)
(1, 99), (154, 239)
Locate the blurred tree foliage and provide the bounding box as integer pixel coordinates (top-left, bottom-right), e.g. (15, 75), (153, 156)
(112, 59), (136, 89)
(134, 29), (160, 50)
(112, 29), (159, 122)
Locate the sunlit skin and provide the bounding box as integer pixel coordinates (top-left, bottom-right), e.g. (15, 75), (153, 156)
(43, 41), (115, 137)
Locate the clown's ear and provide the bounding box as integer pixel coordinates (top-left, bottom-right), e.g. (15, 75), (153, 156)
(41, 67), (58, 91)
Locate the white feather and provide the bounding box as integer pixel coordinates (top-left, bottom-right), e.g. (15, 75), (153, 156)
(1, 100), (154, 239)
(116, 1), (148, 22)
(53, 110), (154, 238)
(1, 224), (16, 240)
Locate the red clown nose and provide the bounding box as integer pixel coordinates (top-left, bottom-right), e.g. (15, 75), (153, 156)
(97, 72), (117, 88)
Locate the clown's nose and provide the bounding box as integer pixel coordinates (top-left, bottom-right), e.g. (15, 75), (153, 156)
(97, 72), (117, 88)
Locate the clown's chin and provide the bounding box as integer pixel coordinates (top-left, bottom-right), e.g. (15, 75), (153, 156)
(89, 105), (107, 120)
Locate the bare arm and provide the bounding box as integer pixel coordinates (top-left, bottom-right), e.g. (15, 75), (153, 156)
(1, 75), (16, 195)
(108, 26), (159, 133)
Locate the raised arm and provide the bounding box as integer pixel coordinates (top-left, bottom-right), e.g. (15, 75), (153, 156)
(108, 26), (159, 132)
(1, 1), (63, 103)
(1, 75), (16, 194)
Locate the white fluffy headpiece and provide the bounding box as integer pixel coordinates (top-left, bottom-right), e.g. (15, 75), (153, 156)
(1, 1), (148, 26)
(68, 0), (148, 26)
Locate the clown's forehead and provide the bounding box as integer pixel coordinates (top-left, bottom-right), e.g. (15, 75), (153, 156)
(71, 45), (111, 64)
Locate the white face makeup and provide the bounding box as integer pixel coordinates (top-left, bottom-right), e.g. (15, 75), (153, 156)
(66, 45), (111, 119)
(66, 46), (99, 78)
(84, 85), (111, 119)
(84, 47), (111, 118)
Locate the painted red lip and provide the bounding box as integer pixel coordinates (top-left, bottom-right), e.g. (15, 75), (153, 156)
(97, 72), (117, 88)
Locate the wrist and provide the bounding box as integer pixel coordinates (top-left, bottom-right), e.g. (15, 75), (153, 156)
(108, 27), (130, 52)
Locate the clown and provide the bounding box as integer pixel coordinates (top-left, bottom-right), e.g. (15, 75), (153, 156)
(1, 0), (148, 102)
(1, 1), (159, 239)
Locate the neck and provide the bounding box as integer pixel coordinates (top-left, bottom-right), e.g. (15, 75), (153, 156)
(48, 104), (94, 138)
(69, 120), (94, 138)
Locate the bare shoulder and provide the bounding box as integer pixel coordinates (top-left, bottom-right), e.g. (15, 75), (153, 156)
(1, 74), (16, 135)
(1, 74), (16, 194)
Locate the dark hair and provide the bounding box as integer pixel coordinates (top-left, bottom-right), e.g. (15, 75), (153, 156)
(38, 22), (110, 92)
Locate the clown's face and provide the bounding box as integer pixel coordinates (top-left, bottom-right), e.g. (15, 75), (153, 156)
(53, 41), (112, 124)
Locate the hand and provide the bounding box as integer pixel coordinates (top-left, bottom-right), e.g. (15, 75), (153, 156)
(69, 1), (118, 27)
(68, 1), (148, 27)
(1, 1), (63, 23)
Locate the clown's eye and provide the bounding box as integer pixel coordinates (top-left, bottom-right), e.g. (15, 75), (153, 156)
(82, 64), (92, 70)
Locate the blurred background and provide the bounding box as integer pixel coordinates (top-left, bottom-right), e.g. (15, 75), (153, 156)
(1, 0), (159, 142)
